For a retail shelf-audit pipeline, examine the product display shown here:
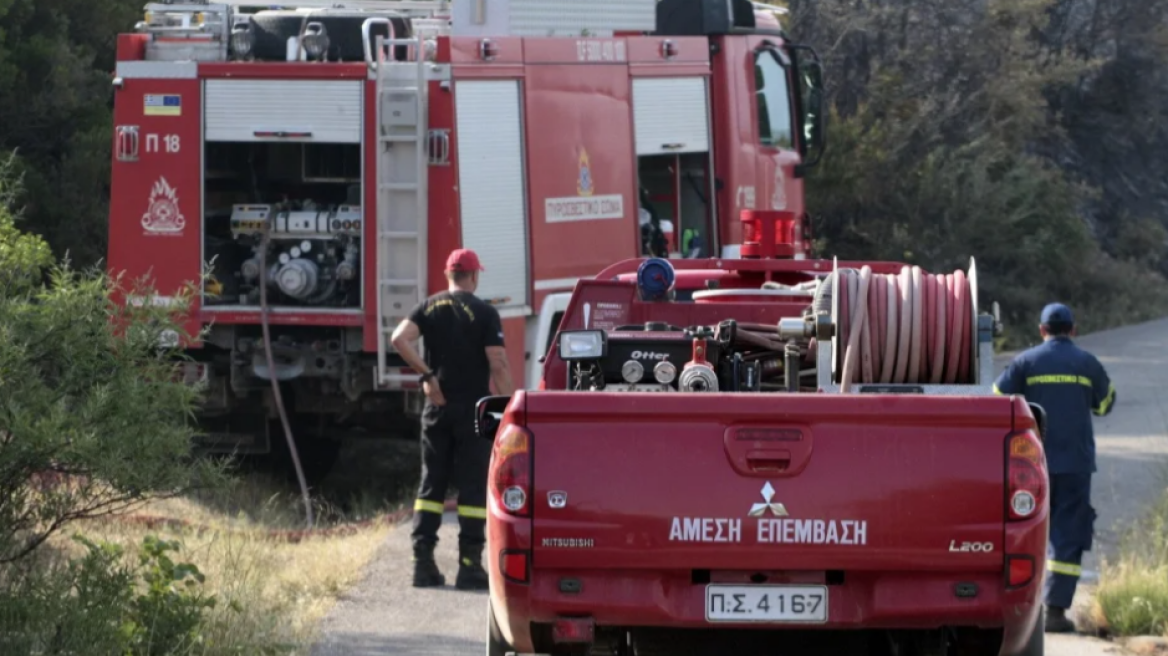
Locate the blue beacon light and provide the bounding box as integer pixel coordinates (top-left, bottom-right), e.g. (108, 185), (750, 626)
(636, 258), (676, 302)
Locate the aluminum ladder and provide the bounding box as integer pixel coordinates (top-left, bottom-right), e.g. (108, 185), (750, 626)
(372, 25), (433, 388)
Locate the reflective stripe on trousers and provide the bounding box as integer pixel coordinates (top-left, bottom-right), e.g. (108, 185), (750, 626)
(411, 400), (493, 550)
(1044, 473), (1094, 609)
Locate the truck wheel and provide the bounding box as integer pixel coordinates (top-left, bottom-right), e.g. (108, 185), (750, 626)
(1010, 608), (1045, 656)
(486, 600), (514, 656)
(270, 426), (342, 487)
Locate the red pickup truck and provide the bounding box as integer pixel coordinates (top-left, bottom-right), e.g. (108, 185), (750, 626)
(478, 255), (1050, 656)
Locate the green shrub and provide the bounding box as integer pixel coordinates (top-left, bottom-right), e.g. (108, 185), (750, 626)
(0, 534), (229, 655)
(0, 152), (224, 565)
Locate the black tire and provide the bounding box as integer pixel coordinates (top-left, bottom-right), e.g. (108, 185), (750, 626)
(298, 438), (342, 486)
(1010, 607), (1045, 656)
(486, 600), (514, 656)
(270, 425), (342, 487)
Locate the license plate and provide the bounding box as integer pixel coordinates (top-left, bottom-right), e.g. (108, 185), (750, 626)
(705, 585), (828, 623)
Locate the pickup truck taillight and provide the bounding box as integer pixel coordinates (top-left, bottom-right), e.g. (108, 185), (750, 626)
(492, 423), (532, 517)
(1006, 430), (1046, 521)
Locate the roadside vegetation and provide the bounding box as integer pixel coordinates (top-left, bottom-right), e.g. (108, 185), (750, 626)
(1094, 487), (1168, 638)
(0, 156), (391, 653)
(783, 0), (1168, 348)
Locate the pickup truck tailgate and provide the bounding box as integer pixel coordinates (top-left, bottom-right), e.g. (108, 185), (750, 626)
(528, 392), (1012, 573)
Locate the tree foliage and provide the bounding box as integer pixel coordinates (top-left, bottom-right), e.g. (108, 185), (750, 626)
(785, 0), (1168, 342)
(0, 154), (220, 564)
(0, 1), (1166, 339)
(0, 0), (142, 267)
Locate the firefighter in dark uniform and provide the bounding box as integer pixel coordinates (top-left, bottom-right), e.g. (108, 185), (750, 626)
(390, 248), (515, 589)
(994, 303), (1116, 633)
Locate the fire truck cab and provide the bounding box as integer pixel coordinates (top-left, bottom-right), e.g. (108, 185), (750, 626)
(107, 0), (825, 469)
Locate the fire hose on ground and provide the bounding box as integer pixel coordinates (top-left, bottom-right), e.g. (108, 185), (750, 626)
(259, 229), (315, 529)
(829, 265), (976, 393)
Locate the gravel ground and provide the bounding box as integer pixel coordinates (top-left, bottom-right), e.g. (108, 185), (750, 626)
(311, 318), (1168, 656)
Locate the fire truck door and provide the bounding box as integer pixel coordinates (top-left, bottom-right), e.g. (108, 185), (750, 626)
(632, 76), (714, 258)
(749, 41), (805, 241)
(453, 79), (530, 312)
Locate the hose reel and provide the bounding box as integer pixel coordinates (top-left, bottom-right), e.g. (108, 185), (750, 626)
(828, 260), (982, 390)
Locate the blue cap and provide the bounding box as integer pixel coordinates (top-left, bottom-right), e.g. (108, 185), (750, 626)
(1041, 303), (1074, 326)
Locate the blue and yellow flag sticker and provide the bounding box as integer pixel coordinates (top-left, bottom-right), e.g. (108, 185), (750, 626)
(144, 94), (182, 117)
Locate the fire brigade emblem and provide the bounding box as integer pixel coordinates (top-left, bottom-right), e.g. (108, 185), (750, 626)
(576, 148), (594, 197)
(141, 176), (186, 235)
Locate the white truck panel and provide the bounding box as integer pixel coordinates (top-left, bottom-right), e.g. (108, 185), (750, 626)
(204, 79), (363, 143)
(452, 0), (656, 37)
(454, 80), (530, 311)
(633, 77), (712, 156)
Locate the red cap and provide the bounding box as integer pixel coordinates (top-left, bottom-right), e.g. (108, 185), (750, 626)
(445, 248), (484, 272)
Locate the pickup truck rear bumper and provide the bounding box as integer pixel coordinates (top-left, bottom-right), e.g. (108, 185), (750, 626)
(493, 569), (1040, 653)
(488, 512), (1047, 656)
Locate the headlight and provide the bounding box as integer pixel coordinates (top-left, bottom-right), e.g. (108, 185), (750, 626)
(559, 330), (606, 361)
(231, 23), (254, 59)
(654, 361), (677, 385)
(302, 22), (330, 60)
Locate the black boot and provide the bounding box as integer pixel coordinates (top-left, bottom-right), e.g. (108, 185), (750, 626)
(455, 545), (490, 591)
(1045, 606), (1076, 633)
(412, 542), (445, 588)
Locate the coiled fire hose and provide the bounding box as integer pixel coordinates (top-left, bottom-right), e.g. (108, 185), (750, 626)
(834, 265), (975, 392)
(259, 229), (315, 529)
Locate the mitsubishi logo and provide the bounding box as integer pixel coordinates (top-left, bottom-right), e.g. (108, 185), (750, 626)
(749, 482), (789, 517)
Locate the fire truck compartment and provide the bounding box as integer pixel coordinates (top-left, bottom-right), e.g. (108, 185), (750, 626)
(632, 77), (711, 157)
(631, 76), (715, 259)
(204, 79), (362, 143)
(202, 138), (363, 311)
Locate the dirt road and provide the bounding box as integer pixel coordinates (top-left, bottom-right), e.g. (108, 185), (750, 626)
(311, 318), (1168, 656)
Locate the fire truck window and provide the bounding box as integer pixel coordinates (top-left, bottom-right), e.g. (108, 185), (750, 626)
(755, 51), (795, 150)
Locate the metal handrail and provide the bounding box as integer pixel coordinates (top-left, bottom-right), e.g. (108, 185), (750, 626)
(362, 17), (397, 69)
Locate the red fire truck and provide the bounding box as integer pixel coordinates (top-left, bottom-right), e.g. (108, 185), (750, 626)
(106, 0), (825, 468)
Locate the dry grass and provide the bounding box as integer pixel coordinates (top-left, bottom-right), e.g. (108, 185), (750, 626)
(48, 473), (394, 654)
(1092, 487), (1168, 638)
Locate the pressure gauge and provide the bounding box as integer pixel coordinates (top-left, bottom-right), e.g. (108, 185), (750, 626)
(621, 360), (645, 384)
(654, 361), (677, 385)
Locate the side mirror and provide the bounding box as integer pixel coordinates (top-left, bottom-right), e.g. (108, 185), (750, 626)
(788, 44), (826, 175)
(1028, 402), (1048, 441)
(475, 395), (511, 441)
